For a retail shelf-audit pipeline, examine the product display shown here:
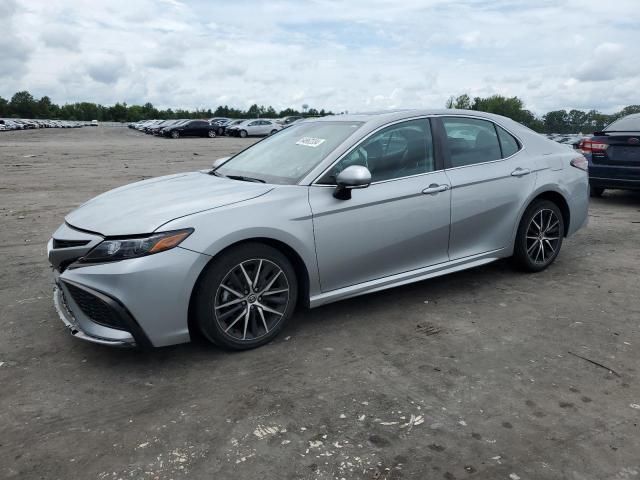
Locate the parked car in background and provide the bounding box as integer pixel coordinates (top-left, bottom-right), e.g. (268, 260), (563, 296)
(277, 116), (303, 126)
(47, 110), (588, 350)
(150, 119), (184, 135)
(210, 118), (234, 136)
(162, 119), (217, 138)
(1, 119), (24, 130)
(579, 113), (640, 197)
(220, 119), (246, 136)
(90, 120), (99, 127)
(227, 119), (282, 137)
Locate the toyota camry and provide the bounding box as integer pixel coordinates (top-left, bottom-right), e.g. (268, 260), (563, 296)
(47, 110), (589, 349)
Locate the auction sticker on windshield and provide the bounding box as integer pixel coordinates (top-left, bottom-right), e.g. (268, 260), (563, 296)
(296, 137), (326, 148)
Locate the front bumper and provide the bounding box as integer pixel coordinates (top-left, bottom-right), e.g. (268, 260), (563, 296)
(53, 280), (139, 347)
(48, 223), (211, 347)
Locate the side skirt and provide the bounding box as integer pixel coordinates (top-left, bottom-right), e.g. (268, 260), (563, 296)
(309, 248), (507, 308)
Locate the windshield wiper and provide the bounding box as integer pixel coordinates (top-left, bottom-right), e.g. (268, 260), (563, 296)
(225, 175), (266, 183)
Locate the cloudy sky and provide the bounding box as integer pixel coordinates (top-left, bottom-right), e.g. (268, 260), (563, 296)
(1, 0), (639, 114)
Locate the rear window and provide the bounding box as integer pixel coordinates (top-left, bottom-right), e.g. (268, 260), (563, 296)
(497, 126), (521, 157)
(605, 115), (640, 132)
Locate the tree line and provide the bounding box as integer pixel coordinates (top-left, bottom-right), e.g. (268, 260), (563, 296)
(0, 91), (332, 123)
(2, 90), (639, 133)
(446, 94), (640, 133)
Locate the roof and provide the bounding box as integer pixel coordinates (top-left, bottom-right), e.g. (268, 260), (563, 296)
(311, 109), (516, 125)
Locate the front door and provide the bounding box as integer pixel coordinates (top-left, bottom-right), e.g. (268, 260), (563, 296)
(309, 118), (451, 292)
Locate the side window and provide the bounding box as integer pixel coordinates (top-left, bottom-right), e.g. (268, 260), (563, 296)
(321, 119), (435, 183)
(248, 121), (258, 126)
(497, 125), (520, 157)
(442, 117), (501, 167)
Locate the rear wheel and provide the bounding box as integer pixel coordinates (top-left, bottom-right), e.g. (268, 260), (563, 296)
(270, 129), (278, 135)
(195, 243), (298, 350)
(239, 129), (248, 138)
(590, 186), (605, 197)
(512, 199), (564, 272)
(217, 127), (224, 136)
(207, 130), (216, 138)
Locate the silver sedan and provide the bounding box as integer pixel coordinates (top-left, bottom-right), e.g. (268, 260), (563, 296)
(47, 110), (589, 349)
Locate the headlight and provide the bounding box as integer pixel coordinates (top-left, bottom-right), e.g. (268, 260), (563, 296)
(79, 229), (193, 264)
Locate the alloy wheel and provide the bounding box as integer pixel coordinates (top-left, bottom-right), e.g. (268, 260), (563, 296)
(207, 130), (216, 138)
(526, 208), (561, 265)
(214, 259), (290, 341)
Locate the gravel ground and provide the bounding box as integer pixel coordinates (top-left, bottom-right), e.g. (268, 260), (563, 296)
(1, 126), (639, 480)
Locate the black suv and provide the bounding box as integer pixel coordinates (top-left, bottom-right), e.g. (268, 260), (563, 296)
(163, 120), (217, 139)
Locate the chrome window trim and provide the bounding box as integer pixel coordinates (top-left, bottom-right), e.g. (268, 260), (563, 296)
(310, 115), (438, 187)
(310, 114), (527, 186)
(311, 169), (446, 188)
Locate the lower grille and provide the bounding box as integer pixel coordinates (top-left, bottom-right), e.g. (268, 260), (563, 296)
(65, 283), (127, 330)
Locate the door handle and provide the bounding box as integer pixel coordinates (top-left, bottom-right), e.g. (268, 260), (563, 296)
(422, 184), (449, 195)
(511, 168), (531, 177)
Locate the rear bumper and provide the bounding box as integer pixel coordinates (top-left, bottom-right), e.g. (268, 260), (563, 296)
(588, 162), (640, 190)
(590, 176), (640, 190)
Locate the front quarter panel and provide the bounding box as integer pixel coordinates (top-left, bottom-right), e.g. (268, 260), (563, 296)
(162, 186), (320, 298)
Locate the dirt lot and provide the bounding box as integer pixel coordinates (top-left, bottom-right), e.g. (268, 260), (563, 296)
(1, 126), (639, 480)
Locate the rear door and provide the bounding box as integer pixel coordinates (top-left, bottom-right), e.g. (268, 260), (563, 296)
(436, 116), (536, 260)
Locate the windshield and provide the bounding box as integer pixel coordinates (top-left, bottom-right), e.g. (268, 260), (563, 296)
(605, 115), (640, 132)
(215, 121), (363, 184)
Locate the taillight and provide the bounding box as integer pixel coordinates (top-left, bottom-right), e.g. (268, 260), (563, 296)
(579, 138), (608, 154)
(570, 156), (588, 172)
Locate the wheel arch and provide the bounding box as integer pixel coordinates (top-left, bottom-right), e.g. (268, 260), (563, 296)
(509, 187), (572, 258)
(187, 237), (311, 341)
(529, 190), (571, 237)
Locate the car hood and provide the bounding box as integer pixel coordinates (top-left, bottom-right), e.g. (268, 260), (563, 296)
(66, 171), (273, 236)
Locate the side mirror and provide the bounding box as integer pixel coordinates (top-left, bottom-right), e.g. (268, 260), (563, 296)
(211, 156), (230, 170)
(333, 165), (372, 200)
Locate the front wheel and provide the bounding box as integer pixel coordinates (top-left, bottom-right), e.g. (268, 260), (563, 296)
(270, 129), (278, 135)
(195, 243), (298, 350)
(512, 200), (564, 272)
(171, 130), (180, 139)
(207, 130), (216, 138)
(239, 130), (248, 138)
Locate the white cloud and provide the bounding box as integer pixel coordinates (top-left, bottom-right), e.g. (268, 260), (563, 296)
(0, 0), (638, 114)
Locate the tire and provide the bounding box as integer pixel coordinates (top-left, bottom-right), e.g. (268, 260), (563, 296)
(239, 129), (248, 138)
(207, 130), (216, 138)
(171, 130), (179, 139)
(512, 199), (564, 272)
(270, 129), (278, 135)
(217, 127), (224, 136)
(194, 243), (298, 350)
(590, 186), (604, 197)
